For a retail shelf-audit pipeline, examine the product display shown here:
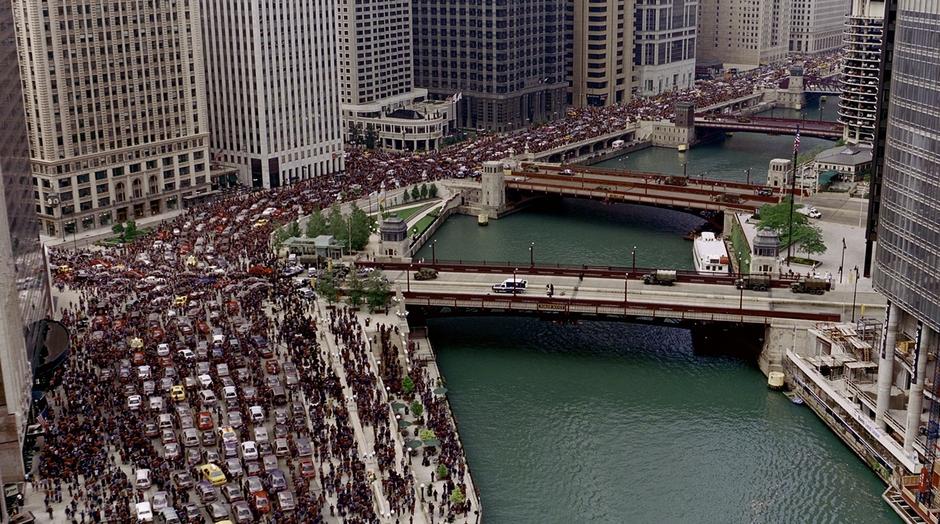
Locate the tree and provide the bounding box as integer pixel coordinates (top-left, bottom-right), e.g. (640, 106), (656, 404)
(365, 123), (377, 149)
(410, 400), (423, 419)
(305, 208), (328, 238)
(420, 183), (429, 199)
(316, 273), (339, 305)
(328, 205), (348, 249)
(365, 271), (391, 312)
(402, 190), (411, 203)
(436, 463), (449, 480)
(419, 428), (436, 441)
(411, 186), (421, 200)
(757, 198), (826, 258)
(125, 219), (137, 239)
(402, 375), (415, 395)
(450, 487), (466, 505)
(347, 270), (365, 307)
(428, 183), (439, 198)
(287, 220), (301, 238)
(348, 205), (373, 251)
(349, 123), (361, 146)
(112, 223), (125, 242)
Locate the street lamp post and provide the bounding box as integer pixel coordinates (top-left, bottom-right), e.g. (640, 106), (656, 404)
(839, 237), (846, 284)
(737, 250), (743, 278)
(745, 168), (751, 185)
(407, 264), (411, 292)
(632, 246), (637, 274)
(512, 268), (518, 296)
(432, 240), (437, 264)
(624, 273), (629, 307)
(529, 242), (535, 267)
(851, 266), (860, 322)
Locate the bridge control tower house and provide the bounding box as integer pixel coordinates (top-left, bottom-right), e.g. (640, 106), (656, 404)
(379, 217), (409, 259)
(776, 66), (807, 110)
(749, 229), (780, 275)
(480, 161), (507, 218)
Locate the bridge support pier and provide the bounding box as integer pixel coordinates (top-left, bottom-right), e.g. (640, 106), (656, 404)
(481, 160), (507, 218)
(759, 323), (810, 376)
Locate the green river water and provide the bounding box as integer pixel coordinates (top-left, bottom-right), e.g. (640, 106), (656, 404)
(416, 100), (898, 521)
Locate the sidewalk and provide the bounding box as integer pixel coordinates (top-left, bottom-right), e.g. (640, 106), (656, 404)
(41, 209), (184, 250)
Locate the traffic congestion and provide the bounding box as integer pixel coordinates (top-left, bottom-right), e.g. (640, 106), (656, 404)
(29, 55), (840, 524)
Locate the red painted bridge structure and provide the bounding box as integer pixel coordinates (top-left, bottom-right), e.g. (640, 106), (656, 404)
(694, 116), (843, 139)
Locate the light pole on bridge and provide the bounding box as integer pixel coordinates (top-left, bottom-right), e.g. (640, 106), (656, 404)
(529, 242), (535, 267)
(631, 246), (637, 275)
(851, 266), (860, 322)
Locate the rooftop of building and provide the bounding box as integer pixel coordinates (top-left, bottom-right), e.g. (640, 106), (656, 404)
(815, 145), (873, 167)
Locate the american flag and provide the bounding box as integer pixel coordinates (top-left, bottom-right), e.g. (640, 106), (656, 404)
(793, 127), (801, 155)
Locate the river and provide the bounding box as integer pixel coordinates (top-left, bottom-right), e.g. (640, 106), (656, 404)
(594, 94), (841, 184)
(417, 195), (897, 523)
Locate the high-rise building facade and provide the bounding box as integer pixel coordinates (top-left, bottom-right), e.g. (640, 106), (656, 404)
(202, 0), (344, 188)
(13, 0), (212, 237)
(789, 0), (848, 55)
(1, 0), (50, 483)
(873, 1), (940, 332)
(413, 0), (568, 132)
(337, 0), (456, 151)
(840, 0), (885, 145)
(633, 0), (697, 97)
(871, 3), (939, 505)
(696, 0), (791, 70)
(567, 0), (635, 107)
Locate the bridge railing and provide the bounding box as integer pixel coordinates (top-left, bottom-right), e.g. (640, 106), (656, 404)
(402, 291), (840, 323)
(358, 259), (803, 287)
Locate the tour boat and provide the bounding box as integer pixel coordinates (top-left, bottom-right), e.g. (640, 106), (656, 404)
(692, 232), (730, 274)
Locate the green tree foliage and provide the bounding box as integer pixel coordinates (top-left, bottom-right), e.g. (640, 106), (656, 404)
(365, 271), (391, 312)
(287, 220), (301, 238)
(450, 487), (466, 505)
(436, 463), (449, 479)
(402, 375), (415, 395)
(125, 219), (137, 238)
(757, 198), (826, 256)
(112, 223), (125, 241)
(411, 186), (421, 200)
(419, 428), (436, 441)
(316, 272), (339, 305)
(403, 190), (411, 203)
(428, 183), (439, 198)
(348, 205), (373, 251)
(365, 124), (377, 149)
(410, 400), (423, 419)
(328, 205), (348, 248)
(347, 270), (365, 307)
(305, 208), (328, 238)
(420, 183), (429, 199)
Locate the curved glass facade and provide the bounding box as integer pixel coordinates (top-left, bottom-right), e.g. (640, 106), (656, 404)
(873, 1), (940, 332)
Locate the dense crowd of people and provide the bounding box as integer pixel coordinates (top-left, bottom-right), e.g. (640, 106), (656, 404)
(32, 55), (840, 523)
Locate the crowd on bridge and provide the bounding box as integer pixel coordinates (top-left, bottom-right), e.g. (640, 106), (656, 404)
(26, 52), (842, 523)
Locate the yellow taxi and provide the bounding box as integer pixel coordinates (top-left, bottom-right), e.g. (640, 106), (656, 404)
(173, 295), (188, 307)
(253, 218), (268, 228)
(170, 385), (186, 402)
(198, 463), (227, 487)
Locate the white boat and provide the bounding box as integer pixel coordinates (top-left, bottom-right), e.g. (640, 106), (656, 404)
(692, 232), (730, 274)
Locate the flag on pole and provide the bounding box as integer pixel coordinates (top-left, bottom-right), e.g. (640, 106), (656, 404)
(793, 127), (801, 155)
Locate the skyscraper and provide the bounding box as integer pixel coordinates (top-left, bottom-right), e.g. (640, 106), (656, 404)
(337, 0), (456, 151)
(1, 0), (50, 482)
(633, 0), (698, 97)
(872, 0), (939, 468)
(201, 0), (344, 188)
(789, 0), (848, 55)
(839, 0), (884, 145)
(13, 0), (212, 237)
(696, 0), (791, 70)
(413, 0), (568, 132)
(567, 0), (635, 107)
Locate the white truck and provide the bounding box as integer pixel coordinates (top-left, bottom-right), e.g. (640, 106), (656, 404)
(796, 206), (822, 219)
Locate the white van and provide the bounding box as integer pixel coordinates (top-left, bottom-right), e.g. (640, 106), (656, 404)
(136, 469), (152, 489)
(135, 501), (153, 523)
(492, 278), (527, 294)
